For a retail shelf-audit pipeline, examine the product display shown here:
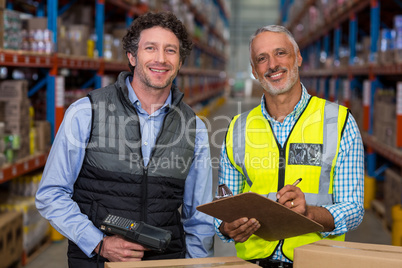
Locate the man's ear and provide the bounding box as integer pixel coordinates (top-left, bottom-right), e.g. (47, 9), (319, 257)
(127, 52), (136, 67)
(251, 67), (258, 79)
(297, 51), (303, 67)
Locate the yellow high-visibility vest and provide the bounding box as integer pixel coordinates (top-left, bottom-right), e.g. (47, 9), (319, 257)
(225, 96), (348, 261)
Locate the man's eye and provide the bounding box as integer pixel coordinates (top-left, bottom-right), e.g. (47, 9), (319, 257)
(145, 47), (154, 51)
(257, 57), (266, 63)
(166, 49), (176, 54)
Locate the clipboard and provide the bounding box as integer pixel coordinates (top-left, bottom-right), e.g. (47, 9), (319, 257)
(197, 192), (324, 241)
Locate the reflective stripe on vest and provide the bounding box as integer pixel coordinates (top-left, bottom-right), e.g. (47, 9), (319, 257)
(225, 96), (348, 261)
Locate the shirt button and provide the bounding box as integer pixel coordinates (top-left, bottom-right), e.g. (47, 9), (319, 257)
(144, 141), (148, 146)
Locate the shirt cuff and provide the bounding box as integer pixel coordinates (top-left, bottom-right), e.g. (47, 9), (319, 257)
(214, 218), (234, 243)
(320, 205), (348, 238)
(80, 228), (105, 258)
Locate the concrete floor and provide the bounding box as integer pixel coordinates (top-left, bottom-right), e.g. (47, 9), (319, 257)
(25, 97), (392, 268)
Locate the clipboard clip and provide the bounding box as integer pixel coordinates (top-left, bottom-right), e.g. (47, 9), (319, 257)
(214, 184), (233, 200)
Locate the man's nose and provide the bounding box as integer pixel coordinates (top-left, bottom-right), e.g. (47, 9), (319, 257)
(155, 50), (166, 63)
(267, 57), (279, 70)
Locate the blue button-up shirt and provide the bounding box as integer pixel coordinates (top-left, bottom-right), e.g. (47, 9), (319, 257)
(36, 77), (214, 258)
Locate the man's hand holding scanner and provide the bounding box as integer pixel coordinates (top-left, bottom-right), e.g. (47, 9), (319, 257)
(276, 178), (305, 214)
(219, 218), (261, 243)
(94, 235), (148, 262)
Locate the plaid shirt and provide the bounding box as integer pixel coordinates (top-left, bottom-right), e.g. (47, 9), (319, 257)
(215, 84), (365, 262)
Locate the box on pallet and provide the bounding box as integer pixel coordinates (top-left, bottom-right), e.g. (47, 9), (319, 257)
(293, 240), (402, 268)
(385, 169), (402, 229)
(0, 211), (23, 268)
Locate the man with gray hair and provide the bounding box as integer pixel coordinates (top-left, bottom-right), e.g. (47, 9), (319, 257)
(215, 25), (364, 267)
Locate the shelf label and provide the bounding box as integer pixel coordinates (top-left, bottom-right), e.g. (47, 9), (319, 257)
(56, 76), (65, 108)
(0, 171), (3, 181)
(397, 82), (402, 116)
(13, 55), (18, 63)
(363, 80), (371, 106)
(35, 158), (40, 166)
(25, 56), (29, 64)
(36, 57), (40, 64)
(0, 53), (4, 62)
(343, 80), (350, 100)
(11, 166), (17, 176)
(24, 162), (29, 170)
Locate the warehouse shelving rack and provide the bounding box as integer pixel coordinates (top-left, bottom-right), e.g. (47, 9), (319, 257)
(0, 0), (229, 185)
(279, 0), (402, 179)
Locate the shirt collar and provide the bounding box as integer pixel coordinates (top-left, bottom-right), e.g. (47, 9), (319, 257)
(261, 82), (311, 122)
(125, 76), (172, 115)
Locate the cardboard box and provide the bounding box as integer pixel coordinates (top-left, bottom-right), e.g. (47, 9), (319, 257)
(294, 240), (402, 268)
(0, 80), (28, 101)
(35, 120), (51, 152)
(68, 24), (90, 57)
(105, 256), (259, 268)
(385, 169), (402, 228)
(0, 211), (23, 268)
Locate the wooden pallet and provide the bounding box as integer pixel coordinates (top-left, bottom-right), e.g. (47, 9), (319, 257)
(21, 234), (52, 266)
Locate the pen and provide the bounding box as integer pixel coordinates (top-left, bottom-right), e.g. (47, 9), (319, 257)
(292, 178), (302, 187)
(276, 178), (302, 202)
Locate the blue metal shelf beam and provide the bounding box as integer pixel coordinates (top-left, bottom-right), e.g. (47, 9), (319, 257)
(95, 0), (105, 89)
(369, 0), (380, 63)
(349, 14), (357, 66)
(47, 0), (58, 140)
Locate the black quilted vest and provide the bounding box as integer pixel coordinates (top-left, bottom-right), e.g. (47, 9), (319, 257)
(67, 72), (196, 266)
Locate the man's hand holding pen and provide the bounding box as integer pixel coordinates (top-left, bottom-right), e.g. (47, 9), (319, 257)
(276, 178), (307, 215)
(219, 179), (306, 242)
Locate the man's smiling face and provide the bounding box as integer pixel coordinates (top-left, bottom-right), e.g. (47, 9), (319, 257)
(129, 26), (182, 91)
(250, 31), (302, 96)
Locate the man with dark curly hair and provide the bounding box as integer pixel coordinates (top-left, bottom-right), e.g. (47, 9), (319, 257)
(36, 12), (215, 267)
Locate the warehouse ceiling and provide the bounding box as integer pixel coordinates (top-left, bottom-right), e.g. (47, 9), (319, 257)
(228, 0), (279, 79)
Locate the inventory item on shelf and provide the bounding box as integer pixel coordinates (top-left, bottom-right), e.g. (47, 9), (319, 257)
(0, 196), (50, 260)
(0, 80), (31, 163)
(0, 210), (23, 268)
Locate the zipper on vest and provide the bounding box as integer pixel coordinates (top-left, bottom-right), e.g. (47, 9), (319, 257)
(142, 167), (148, 223)
(278, 147), (286, 191)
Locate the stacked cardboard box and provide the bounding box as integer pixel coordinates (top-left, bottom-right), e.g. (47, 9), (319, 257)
(0, 210), (23, 268)
(34, 121), (51, 153)
(384, 169), (402, 229)
(1, 9), (23, 50)
(373, 89), (396, 147)
(0, 196), (49, 257)
(0, 80), (31, 162)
